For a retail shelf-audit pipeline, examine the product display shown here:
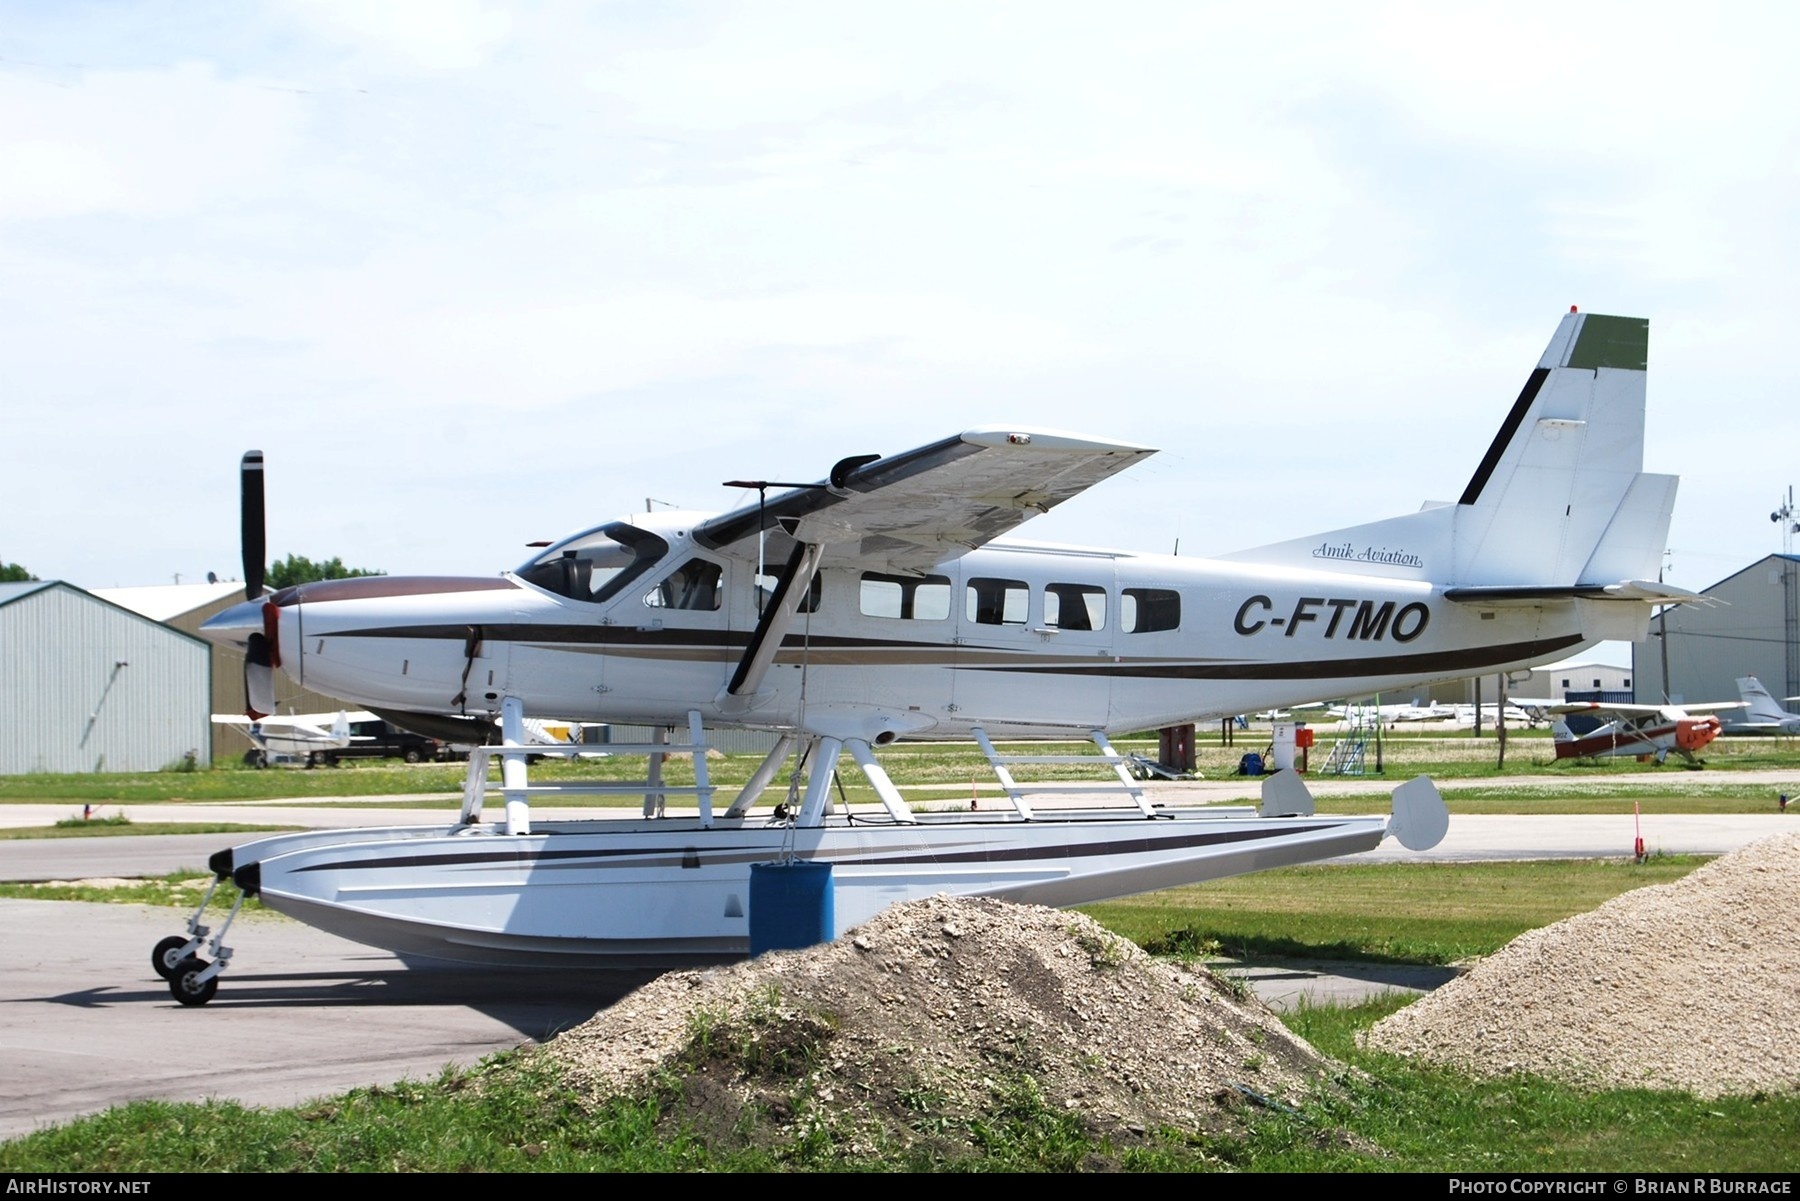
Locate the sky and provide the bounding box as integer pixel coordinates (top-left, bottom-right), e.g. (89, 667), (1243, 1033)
(4, 2), (1798, 673)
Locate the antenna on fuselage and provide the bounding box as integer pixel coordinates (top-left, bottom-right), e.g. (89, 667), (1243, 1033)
(725, 452), (880, 612)
(723, 477), (816, 612)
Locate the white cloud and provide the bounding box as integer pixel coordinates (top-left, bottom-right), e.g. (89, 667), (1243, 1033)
(0, 64), (307, 219)
(281, 0), (514, 71)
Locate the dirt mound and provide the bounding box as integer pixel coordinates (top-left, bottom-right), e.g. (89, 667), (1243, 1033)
(543, 895), (1344, 1159)
(1364, 832), (1800, 1098)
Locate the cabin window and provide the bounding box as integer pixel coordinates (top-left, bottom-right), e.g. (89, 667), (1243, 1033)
(1044, 583), (1106, 631)
(966, 578), (1029, 626)
(1121, 587), (1180, 633)
(860, 572), (951, 620)
(517, 523), (670, 604)
(645, 558), (723, 611)
(755, 570), (823, 614)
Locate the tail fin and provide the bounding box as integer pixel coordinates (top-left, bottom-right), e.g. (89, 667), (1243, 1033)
(331, 711), (350, 743)
(1736, 677), (1790, 724)
(1223, 310), (1675, 589)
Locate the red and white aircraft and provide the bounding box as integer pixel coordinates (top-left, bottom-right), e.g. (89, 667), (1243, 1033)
(1549, 700), (1744, 765)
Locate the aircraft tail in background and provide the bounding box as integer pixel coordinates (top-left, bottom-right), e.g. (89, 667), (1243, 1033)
(1730, 677), (1800, 734)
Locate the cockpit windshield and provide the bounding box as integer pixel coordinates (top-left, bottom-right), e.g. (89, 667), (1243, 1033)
(516, 523), (670, 604)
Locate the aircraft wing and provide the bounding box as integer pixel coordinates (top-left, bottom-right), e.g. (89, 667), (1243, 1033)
(694, 426), (1156, 573)
(1548, 701), (1671, 717)
(1551, 701), (1745, 717)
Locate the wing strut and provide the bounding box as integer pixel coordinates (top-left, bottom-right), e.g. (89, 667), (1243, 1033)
(725, 540), (824, 699)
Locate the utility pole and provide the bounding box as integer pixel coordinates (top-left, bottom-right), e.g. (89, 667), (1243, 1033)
(1776, 488), (1800, 700)
(1658, 549), (1672, 704)
(1496, 672), (1507, 768)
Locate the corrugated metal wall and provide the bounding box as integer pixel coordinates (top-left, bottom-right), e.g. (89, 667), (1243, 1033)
(0, 585), (212, 773)
(1633, 555), (1799, 705)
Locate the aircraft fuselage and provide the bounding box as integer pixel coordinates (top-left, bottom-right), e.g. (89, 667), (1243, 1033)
(207, 525), (1591, 742)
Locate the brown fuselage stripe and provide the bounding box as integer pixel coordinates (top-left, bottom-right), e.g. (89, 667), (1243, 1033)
(311, 623), (1583, 682)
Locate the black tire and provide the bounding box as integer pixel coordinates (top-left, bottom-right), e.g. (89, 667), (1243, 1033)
(151, 936), (190, 980)
(403, 747), (424, 764)
(307, 751), (325, 768)
(242, 749), (268, 769)
(169, 957), (218, 1007)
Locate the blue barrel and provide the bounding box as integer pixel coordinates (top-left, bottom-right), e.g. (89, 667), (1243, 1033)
(749, 861), (835, 955)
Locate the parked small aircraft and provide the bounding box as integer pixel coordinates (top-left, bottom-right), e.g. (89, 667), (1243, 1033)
(1549, 700), (1743, 765)
(1723, 677), (1800, 735)
(211, 710), (360, 767)
(1317, 700), (1459, 726)
(161, 308), (1692, 1005)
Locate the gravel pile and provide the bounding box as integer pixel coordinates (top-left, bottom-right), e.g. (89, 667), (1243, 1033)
(542, 895), (1344, 1156)
(1364, 832), (1800, 1098)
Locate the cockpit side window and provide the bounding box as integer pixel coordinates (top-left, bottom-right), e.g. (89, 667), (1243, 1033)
(645, 558), (724, 611)
(756, 570), (823, 614)
(517, 524), (671, 604)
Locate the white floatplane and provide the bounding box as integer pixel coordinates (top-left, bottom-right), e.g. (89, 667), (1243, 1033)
(160, 308), (1691, 1005)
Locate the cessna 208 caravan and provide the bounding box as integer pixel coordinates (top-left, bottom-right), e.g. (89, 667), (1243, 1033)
(159, 308), (1691, 1005)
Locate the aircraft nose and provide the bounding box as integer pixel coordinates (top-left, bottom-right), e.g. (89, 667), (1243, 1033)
(200, 598), (269, 647)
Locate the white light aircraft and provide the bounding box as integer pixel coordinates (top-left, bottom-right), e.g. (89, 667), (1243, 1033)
(1319, 700), (1459, 727)
(159, 308), (1694, 1006)
(210, 710), (362, 767)
(1723, 677), (1800, 735)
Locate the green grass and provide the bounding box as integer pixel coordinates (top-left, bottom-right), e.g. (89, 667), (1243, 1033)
(1080, 855), (1710, 964)
(1265, 787), (1796, 815)
(0, 763), (472, 803)
(1232, 998), (1800, 1172)
(0, 821), (298, 840)
(3, 1004), (1793, 1172)
(2, 730), (1796, 809)
(0, 869), (258, 907)
(0, 1057), (729, 1173)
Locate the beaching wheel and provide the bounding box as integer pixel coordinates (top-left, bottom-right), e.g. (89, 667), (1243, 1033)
(151, 936), (189, 980)
(169, 957), (218, 1007)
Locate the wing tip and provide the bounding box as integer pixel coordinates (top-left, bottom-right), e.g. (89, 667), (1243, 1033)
(958, 426), (1157, 455)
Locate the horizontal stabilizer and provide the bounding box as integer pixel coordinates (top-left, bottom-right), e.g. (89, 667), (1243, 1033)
(1443, 579), (1711, 607)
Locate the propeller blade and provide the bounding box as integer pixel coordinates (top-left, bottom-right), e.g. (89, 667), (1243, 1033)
(241, 450), (265, 600)
(244, 632), (275, 719)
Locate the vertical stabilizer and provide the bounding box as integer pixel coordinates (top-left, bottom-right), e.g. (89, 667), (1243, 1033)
(1735, 677), (1800, 729)
(1221, 311), (1668, 589)
(1449, 312), (1653, 585)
